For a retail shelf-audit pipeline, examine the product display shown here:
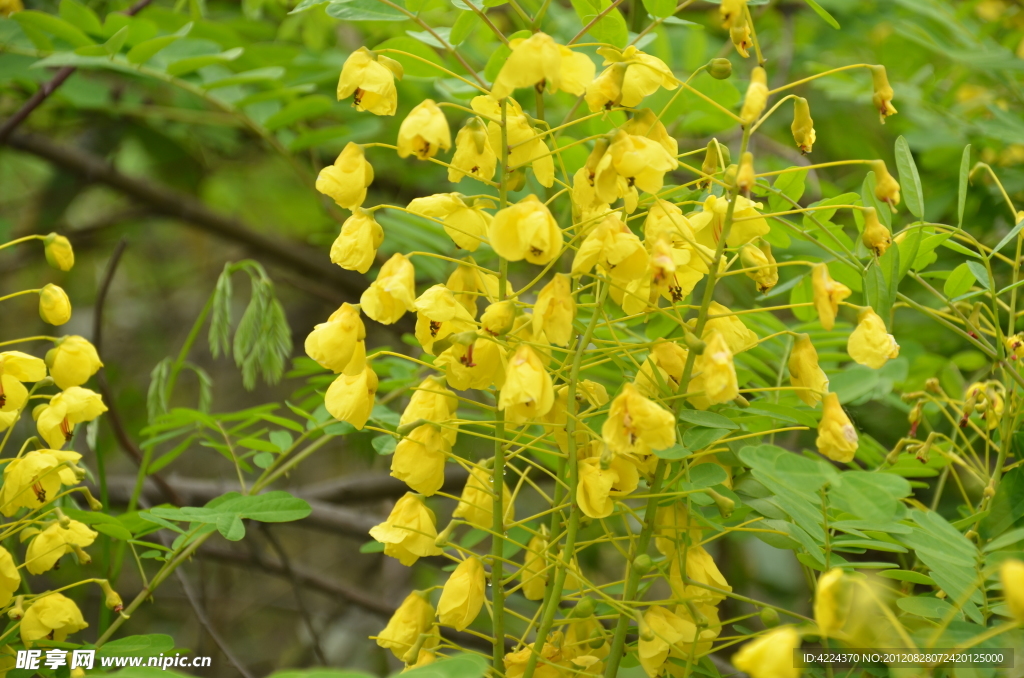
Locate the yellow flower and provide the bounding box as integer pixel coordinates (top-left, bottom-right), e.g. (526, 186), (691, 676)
(667, 546), (731, 603)
(447, 261), (499, 318)
(492, 32), (595, 98)
(689, 195), (769, 249)
(452, 464), (513, 530)
(817, 392), (858, 463)
(43, 233), (74, 271)
(408, 193), (492, 252)
(376, 590), (435, 659)
(737, 151), (755, 194)
(37, 387), (106, 450)
(472, 95), (556, 187)
(20, 593), (88, 646)
(449, 117), (497, 184)
(791, 97), (815, 153)
(39, 284), (71, 326)
(520, 530), (548, 601)
(369, 493), (443, 566)
(964, 381), (1005, 430)
(361, 253), (417, 325)
(0, 449), (80, 516)
(594, 131), (678, 204)
(0, 0), (23, 16)
(740, 67), (768, 126)
(732, 626), (802, 678)
(330, 208), (384, 274)
(636, 340), (689, 397)
(645, 200), (696, 246)
(437, 556), (486, 631)
(435, 335), (507, 391)
(639, 606), (708, 678)
(400, 377), (458, 445)
(543, 384), (607, 453)
(719, 0), (746, 27)
(1006, 333), (1024, 360)
(578, 457), (618, 519)
(25, 520), (97, 575)
(305, 303), (365, 374)
(848, 307), (899, 369)
(45, 337), (101, 391)
(700, 302), (759, 354)
(0, 548), (19, 608)
(585, 46), (679, 111)
(391, 424), (449, 496)
(481, 300), (517, 337)
(414, 284), (477, 355)
(789, 334), (828, 408)
(533, 274), (576, 347)
(602, 383), (676, 455)
(861, 206), (891, 256)
(870, 159), (901, 208)
(316, 142), (373, 209)
(572, 213), (648, 284)
(1000, 558), (1024, 624)
(499, 345), (554, 424)
(645, 236), (703, 305)
(489, 195), (563, 265)
(398, 100), (451, 160)
(337, 46), (403, 116)
(811, 263), (851, 331)
(814, 568), (852, 638)
(505, 633), (565, 678)
(654, 502), (702, 556)
(869, 64), (897, 124)
(729, 11), (752, 58)
(740, 241), (778, 293)
(572, 167), (613, 226)
(621, 108), (678, 157)
(0, 351), (46, 412)
(325, 362), (378, 430)
(692, 330), (738, 407)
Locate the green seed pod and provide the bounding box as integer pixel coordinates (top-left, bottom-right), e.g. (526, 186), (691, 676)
(707, 58), (733, 80)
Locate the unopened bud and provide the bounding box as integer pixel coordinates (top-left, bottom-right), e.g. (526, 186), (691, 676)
(44, 233), (75, 271)
(637, 613), (655, 642)
(737, 151), (755, 195)
(682, 331), (706, 355)
(55, 508), (71, 529)
(99, 580), (124, 612)
(588, 628), (606, 649)
(707, 58), (732, 79)
(83, 489), (103, 511)
(708, 489), (735, 518)
(760, 607), (780, 628)
(572, 597), (596, 618)
(434, 520), (457, 547)
(925, 378), (942, 394)
(633, 554), (654, 575)
(71, 544), (92, 565)
(481, 300), (517, 337)
(862, 206), (892, 257)
(8, 596), (24, 620)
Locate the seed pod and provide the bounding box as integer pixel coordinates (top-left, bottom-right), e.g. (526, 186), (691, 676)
(707, 58), (732, 80)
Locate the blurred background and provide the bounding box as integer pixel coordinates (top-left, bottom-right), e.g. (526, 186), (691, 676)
(1, 0), (1023, 674)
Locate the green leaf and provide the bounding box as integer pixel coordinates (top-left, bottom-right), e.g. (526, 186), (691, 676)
(983, 526), (1024, 552)
(126, 23), (193, 64)
(218, 514), (246, 541)
(569, 0), (628, 47)
(400, 654), (489, 678)
(966, 260), (990, 289)
(897, 596), (958, 620)
(654, 444), (691, 460)
(830, 471), (911, 522)
(877, 570), (936, 586)
(681, 427), (729, 452)
(943, 262), (976, 299)
(864, 262), (890, 324)
(359, 540), (385, 553)
(450, 11), (479, 45)
(238, 437), (279, 452)
(373, 37), (444, 77)
(641, 0), (676, 19)
(372, 435), (397, 455)
(13, 11), (95, 48)
(684, 463), (728, 489)
(896, 228), (921, 282)
(894, 136), (924, 219)
(958, 144), (971, 227)
(99, 635), (176, 658)
(253, 451), (274, 469)
(981, 467), (1024, 539)
(803, 0), (839, 29)
(992, 218), (1024, 255)
(203, 67), (285, 89)
(103, 26), (130, 56)
(166, 46), (244, 76)
(59, 0), (103, 36)
(269, 430), (293, 452)
(94, 523), (135, 541)
(743, 402), (818, 428)
(326, 0), (408, 22)
(768, 168), (807, 213)
(289, 0), (332, 12)
(676, 410), (739, 430)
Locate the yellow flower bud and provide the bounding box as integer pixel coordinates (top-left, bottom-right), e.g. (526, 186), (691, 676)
(740, 67), (768, 126)
(489, 195), (563, 265)
(870, 159), (901, 208)
(572, 213), (649, 284)
(0, 548), (19, 609)
(737, 151), (755, 194)
(400, 377), (458, 440)
(437, 556), (486, 631)
(690, 195), (768, 249)
(814, 568), (852, 638)
(699, 139), (728, 189)
(730, 13), (752, 58)
(316, 142), (373, 209)
(452, 464), (513, 530)
(602, 382), (676, 455)
(391, 424), (449, 496)
(533, 274), (576, 347)
(43, 233), (74, 271)
(635, 340), (689, 397)
(481, 300), (517, 337)
(305, 303), (365, 374)
(788, 334), (828, 408)
(848, 307), (899, 369)
(585, 46), (678, 112)
(370, 494), (443, 567)
(25, 520), (96, 575)
(337, 46), (403, 116)
(98, 580), (123, 612)
(816, 392), (858, 463)
(397, 100), (451, 160)
(700, 301), (759, 353)
(1000, 558), (1024, 624)
(861, 206), (892, 256)
(732, 626), (802, 678)
(376, 590), (435, 658)
(324, 362), (378, 430)
(449, 117), (497, 184)
(869, 64), (897, 124)
(361, 253), (417, 325)
(638, 606), (699, 678)
(44, 336), (101, 391)
(791, 96), (816, 153)
(520, 530), (548, 601)
(330, 208), (384, 274)
(39, 283), (71, 326)
(499, 345), (554, 423)
(578, 457), (619, 519)
(811, 263), (852, 331)
(20, 593), (88, 646)
(472, 95), (555, 187)
(740, 240), (778, 293)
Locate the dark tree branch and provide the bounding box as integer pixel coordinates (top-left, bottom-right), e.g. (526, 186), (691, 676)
(260, 525), (327, 665)
(301, 467), (469, 503)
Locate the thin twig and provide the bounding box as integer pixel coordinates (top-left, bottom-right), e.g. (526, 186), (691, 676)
(260, 525), (327, 665)
(174, 565), (255, 678)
